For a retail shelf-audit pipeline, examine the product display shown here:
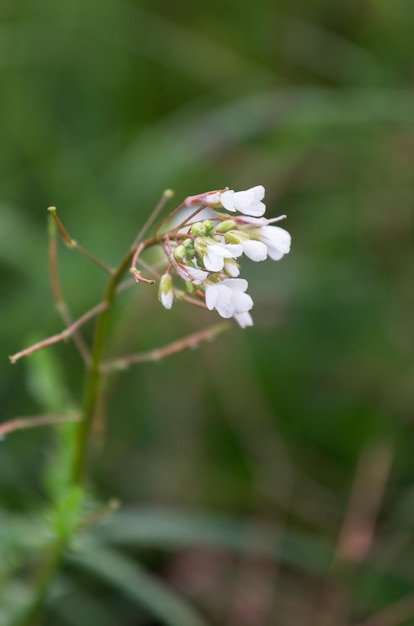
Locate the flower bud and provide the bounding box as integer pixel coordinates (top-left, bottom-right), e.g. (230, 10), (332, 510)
(158, 274), (174, 309)
(203, 220), (215, 235)
(223, 258), (240, 277)
(216, 219), (236, 233)
(185, 281), (197, 294)
(224, 230), (244, 245)
(173, 244), (187, 262)
(193, 237), (208, 256)
(191, 222), (206, 237)
(183, 238), (196, 259)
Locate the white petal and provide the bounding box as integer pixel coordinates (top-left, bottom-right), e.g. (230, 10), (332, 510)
(215, 292), (235, 318)
(242, 239), (268, 262)
(232, 291), (254, 313)
(249, 185), (265, 200)
(161, 290), (174, 309)
(207, 283), (235, 318)
(204, 192), (221, 206)
(203, 243), (242, 271)
(205, 284), (219, 310)
(176, 264), (209, 284)
(224, 243), (243, 258)
(223, 259), (240, 277)
(219, 190), (236, 212)
(222, 278), (248, 292)
(233, 311), (254, 328)
(203, 246), (226, 272)
(231, 187), (266, 217)
(236, 200), (266, 217)
(260, 226), (291, 260)
(205, 278), (253, 319)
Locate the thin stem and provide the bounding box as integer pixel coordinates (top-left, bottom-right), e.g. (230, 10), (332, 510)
(47, 207), (113, 275)
(71, 258), (135, 484)
(71, 241), (114, 275)
(133, 189), (174, 245)
(170, 204), (206, 233)
(48, 213), (91, 365)
(102, 322), (229, 372)
(9, 303), (107, 363)
(154, 200), (187, 236)
(12, 542), (66, 626)
(0, 413), (80, 438)
(129, 190), (175, 278)
(135, 257), (163, 280)
(9, 279), (135, 364)
(180, 292), (209, 309)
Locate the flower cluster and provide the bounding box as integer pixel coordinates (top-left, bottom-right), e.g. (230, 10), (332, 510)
(157, 185), (291, 328)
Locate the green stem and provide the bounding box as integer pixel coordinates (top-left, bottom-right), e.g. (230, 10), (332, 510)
(71, 246), (138, 485)
(71, 233), (167, 484)
(12, 542), (66, 626)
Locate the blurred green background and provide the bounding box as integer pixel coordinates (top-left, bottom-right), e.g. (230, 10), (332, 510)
(2, 0), (414, 624)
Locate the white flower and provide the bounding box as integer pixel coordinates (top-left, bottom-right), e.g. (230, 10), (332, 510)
(205, 278), (253, 319)
(202, 242), (243, 272)
(224, 230), (268, 262)
(219, 185), (266, 217)
(238, 216), (291, 261)
(158, 274), (174, 309)
(175, 262), (209, 285)
(233, 311), (253, 328)
(257, 225), (291, 260)
(223, 258), (240, 277)
(240, 238), (268, 262)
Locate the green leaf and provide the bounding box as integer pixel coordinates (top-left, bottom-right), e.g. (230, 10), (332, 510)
(25, 339), (71, 414)
(91, 507), (331, 573)
(69, 545), (209, 626)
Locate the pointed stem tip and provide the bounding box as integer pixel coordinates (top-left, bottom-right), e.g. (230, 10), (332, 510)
(130, 268), (155, 285)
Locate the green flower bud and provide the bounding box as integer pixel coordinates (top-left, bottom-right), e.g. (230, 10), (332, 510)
(191, 222), (206, 236)
(174, 244), (187, 262)
(184, 238), (196, 258)
(203, 220), (215, 235)
(216, 219), (236, 233)
(185, 281), (197, 294)
(224, 230), (243, 245)
(193, 237), (207, 256)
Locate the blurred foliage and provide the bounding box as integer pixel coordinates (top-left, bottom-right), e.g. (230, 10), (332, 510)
(1, 0), (414, 624)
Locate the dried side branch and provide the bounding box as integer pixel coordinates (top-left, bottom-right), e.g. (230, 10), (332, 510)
(48, 206), (113, 275)
(48, 210), (91, 365)
(0, 413), (81, 437)
(9, 302), (107, 364)
(102, 322), (230, 372)
(9, 279), (135, 364)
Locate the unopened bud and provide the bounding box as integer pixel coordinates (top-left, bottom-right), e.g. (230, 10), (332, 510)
(191, 222), (206, 237)
(174, 244), (187, 262)
(193, 237), (207, 256)
(158, 274), (174, 309)
(184, 238), (196, 258)
(203, 220), (215, 235)
(224, 258), (240, 277)
(216, 219), (236, 233)
(185, 281), (197, 295)
(224, 230), (244, 245)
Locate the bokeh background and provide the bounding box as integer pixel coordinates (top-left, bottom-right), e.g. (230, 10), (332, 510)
(1, 0), (414, 624)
